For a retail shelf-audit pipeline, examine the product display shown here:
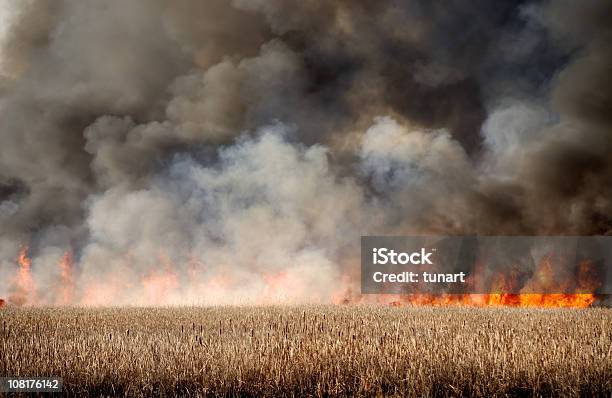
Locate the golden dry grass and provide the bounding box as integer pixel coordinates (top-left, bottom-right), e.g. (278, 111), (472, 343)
(1, 306), (611, 397)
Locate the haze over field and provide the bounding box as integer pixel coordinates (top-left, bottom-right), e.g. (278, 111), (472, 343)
(0, 0), (611, 306)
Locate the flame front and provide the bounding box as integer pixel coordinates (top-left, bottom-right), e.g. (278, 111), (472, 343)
(140, 252), (180, 305)
(334, 252), (600, 308)
(350, 293), (596, 308)
(0, 246), (602, 308)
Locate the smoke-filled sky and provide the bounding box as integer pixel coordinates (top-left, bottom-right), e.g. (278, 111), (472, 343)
(0, 0), (611, 305)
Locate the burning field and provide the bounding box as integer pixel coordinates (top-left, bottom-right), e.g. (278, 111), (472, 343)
(0, 0), (612, 395)
(1, 0), (612, 308)
(0, 244), (606, 308)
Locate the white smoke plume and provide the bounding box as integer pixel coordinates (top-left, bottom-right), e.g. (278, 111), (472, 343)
(0, 0), (610, 305)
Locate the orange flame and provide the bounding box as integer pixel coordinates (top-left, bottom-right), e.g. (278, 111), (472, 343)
(260, 270), (300, 303)
(1, 243), (602, 308)
(80, 275), (130, 306)
(9, 246), (35, 306)
(333, 291), (595, 308)
(140, 252), (180, 305)
(56, 251), (75, 305)
(334, 251), (598, 308)
(80, 253), (135, 306)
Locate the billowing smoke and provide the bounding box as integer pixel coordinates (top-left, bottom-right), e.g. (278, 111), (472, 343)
(0, 0), (610, 305)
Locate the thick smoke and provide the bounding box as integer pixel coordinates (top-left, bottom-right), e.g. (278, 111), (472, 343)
(0, 0), (610, 305)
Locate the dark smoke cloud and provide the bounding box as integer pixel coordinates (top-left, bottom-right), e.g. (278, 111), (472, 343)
(0, 0), (610, 304)
(494, 0), (612, 234)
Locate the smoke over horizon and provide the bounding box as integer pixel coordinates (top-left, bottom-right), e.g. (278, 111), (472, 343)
(0, 0), (611, 305)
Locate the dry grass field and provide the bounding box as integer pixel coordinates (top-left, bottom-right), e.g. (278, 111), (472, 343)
(1, 306), (611, 397)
